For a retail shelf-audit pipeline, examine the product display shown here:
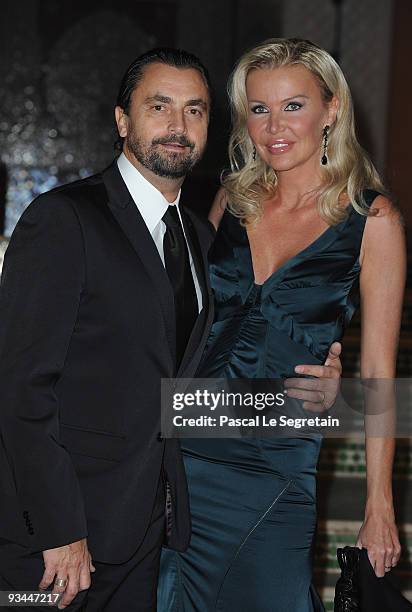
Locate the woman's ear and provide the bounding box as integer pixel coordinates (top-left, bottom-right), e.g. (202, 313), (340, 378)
(328, 96), (339, 126)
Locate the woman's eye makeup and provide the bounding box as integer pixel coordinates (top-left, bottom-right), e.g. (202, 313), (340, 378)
(250, 104), (268, 114)
(284, 101), (303, 111)
(250, 101), (304, 114)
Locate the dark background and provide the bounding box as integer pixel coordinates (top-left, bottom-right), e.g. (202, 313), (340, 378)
(0, 0), (411, 605)
(1, 0), (411, 231)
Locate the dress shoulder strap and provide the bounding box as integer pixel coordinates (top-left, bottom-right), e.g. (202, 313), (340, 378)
(362, 189), (382, 208)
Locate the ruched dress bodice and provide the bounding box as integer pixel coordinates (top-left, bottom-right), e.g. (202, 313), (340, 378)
(198, 198), (369, 381)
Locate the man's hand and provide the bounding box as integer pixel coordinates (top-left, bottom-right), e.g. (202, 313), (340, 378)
(284, 342), (342, 412)
(39, 538), (95, 609)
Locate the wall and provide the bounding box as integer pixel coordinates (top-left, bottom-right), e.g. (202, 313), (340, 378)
(387, 0), (412, 229)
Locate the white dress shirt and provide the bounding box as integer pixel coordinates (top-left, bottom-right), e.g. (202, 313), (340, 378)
(117, 153), (202, 312)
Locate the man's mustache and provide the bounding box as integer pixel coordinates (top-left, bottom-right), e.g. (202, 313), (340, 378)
(152, 135), (195, 149)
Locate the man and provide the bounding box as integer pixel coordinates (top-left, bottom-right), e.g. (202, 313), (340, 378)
(0, 48), (342, 611)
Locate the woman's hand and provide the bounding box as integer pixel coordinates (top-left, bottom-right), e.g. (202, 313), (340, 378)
(356, 508), (401, 577)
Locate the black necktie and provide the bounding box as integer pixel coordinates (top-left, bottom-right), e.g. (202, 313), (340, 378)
(162, 205), (198, 368)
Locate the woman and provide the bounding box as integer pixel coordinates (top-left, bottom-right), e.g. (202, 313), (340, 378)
(158, 38), (406, 611)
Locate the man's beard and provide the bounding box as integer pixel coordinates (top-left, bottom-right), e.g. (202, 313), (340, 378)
(126, 132), (204, 179)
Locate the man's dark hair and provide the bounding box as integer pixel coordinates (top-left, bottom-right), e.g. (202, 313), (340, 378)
(115, 47), (212, 150)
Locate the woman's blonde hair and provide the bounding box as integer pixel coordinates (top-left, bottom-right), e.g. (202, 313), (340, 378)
(223, 38), (385, 224)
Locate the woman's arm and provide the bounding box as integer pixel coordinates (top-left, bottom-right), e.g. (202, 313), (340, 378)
(357, 195), (406, 577)
(208, 186), (228, 230)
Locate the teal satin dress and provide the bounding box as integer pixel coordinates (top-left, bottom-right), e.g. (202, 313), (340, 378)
(158, 193), (376, 612)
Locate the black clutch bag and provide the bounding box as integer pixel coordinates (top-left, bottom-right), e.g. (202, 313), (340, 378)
(334, 546), (412, 612)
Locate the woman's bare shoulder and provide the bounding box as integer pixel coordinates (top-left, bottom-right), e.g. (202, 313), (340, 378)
(365, 194), (404, 230)
(361, 195), (405, 264)
(208, 187), (228, 230)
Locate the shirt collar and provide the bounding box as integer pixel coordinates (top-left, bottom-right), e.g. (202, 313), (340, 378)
(117, 152), (181, 233)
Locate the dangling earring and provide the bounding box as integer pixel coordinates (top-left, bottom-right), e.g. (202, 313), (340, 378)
(321, 125), (329, 165)
(252, 146), (256, 162)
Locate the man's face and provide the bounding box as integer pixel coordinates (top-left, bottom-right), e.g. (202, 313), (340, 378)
(115, 63), (210, 179)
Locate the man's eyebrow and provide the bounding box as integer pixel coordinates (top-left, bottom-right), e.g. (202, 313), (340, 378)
(144, 95), (208, 109)
(185, 98), (208, 109)
(145, 95), (172, 104)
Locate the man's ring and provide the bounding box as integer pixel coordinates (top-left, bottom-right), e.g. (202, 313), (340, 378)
(55, 578), (67, 588)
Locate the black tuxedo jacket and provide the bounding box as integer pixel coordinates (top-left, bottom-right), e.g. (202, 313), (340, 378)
(0, 162), (215, 563)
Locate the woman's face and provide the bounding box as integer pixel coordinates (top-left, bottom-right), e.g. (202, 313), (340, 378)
(246, 64), (338, 176)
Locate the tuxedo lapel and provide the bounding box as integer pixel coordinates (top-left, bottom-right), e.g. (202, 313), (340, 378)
(180, 207), (207, 306)
(102, 162), (176, 365)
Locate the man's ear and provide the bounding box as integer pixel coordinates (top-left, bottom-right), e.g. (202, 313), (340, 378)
(115, 106), (128, 138)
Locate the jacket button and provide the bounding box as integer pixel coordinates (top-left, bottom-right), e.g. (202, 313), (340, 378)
(22, 511), (29, 518)
(157, 432), (164, 442)
(28, 528), (34, 535)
